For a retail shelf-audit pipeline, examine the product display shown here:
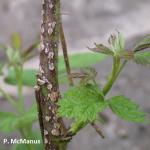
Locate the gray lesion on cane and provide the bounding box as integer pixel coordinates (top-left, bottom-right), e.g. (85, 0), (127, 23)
(41, 24), (45, 34)
(53, 123), (61, 129)
(48, 105), (52, 110)
(42, 76), (49, 83)
(52, 116), (59, 124)
(44, 43), (49, 54)
(48, 62), (55, 70)
(40, 42), (45, 51)
(47, 83), (53, 90)
(48, 21), (56, 35)
(39, 65), (44, 74)
(45, 48), (49, 54)
(47, 51), (54, 59)
(52, 107), (56, 114)
(44, 129), (49, 135)
(48, 28), (54, 35)
(45, 116), (51, 122)
(34, 85), (40, 91)
(37, 74), (50, 87)
(51, 128), (60, 136)
(49, 3), (54, 9)
(42, 10), (45, 16)
(44, 138), (48, 144)
(48, 91), (58, 102)
(51, 22), (56, 29)
(37, 78), (46, 86)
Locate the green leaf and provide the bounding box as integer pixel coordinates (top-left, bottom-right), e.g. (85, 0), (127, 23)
(6, 47), (21, 64)
(6, 47), (14, 62)
(88, 44), (114, 56)
(58, 84), (107, 133)
(134, 51), (150, 65)
(108, 96), (147, 123)
(0, 105), (38, 133)
(12, 142), (42, 150)
(90, 32), (126, 57)
(58, 73), (68, 84)
(108, 32), (125, 52)
(11, 33), (21, 50)
(0, 112), (16, 132)
(4, 68), (36, 86)
(133, 35), (150, 52)
(12, 144), (29, 150)
(13, 106), (38, 129)
(58, 52), (106, 72)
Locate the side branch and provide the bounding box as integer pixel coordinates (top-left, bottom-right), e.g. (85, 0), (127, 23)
(91, 122), (105, 139)
(60, 21), (74, 86)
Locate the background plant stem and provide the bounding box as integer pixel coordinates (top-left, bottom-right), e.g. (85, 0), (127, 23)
(15, 65), (24, 112)
(60, 21), (74, 86)
(91, 122), (105, 139)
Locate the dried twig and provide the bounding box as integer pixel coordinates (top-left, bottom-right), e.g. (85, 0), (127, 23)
(60, 20), (74, 86)
(91, 122), (105, 139)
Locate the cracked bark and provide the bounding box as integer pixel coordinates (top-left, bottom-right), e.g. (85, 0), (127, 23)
(35, 0), (67, 149)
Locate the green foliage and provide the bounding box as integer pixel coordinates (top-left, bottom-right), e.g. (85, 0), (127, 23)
(12, 144), (31, 150)
(134, 51), (150, 65)
(108, 32), (125, 52)
(12, 143), (42, 150)
(13, 104), (38, 129)
(108, 96), (147, 123)
(88, 43), (114, 56)
(0, 30), (150, 150)
(88, 32), (129, 59)
(0, 112), (16, 132)
(6, 47), (21, 65)
(58, 52), (106, 72)
(58, 84), (107, 133)
(79, 67), (97, 85)
(0, 105), (38, 133)
(11, 33), (21, 50)
(4, 52), (106, 87)
(133, 35), (150, 51)
(5, 68), (36, 86)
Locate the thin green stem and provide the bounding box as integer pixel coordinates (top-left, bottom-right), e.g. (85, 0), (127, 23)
(93, 79), (98, 86)
(103, 58), (127, 96)
(15, 65), (24, 111)
(102, 57), (119, 95)
(114, 60), (127, 81)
